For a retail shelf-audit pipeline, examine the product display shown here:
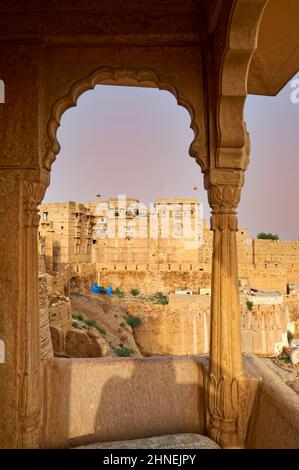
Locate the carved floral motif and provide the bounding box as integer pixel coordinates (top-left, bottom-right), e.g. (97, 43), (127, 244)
(207, 372), (259, 448)
(22, 181), (47, 228)
(207, 183), (241, 230)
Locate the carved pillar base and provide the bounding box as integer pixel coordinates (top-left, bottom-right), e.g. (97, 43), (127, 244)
(207, 370), (259, 448)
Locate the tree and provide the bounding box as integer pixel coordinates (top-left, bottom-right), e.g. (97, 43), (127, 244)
(257, 232), (279, 241)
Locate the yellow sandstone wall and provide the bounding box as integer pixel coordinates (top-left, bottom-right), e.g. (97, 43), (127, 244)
(38, 201), (299, 300)
(126, 297), (288, 357)
(39, 275), (54, 359)
(93, 226), (213, 265)
(252, 239), (299, 269)
(98, 268), (211, 295)
(39, 202), (94, 271)
(240, 303), (288, 355)
(38, 201), (299, 295)
(127, 300), (210, 356)
(238, 267), (288, 293)
(285, 292), (299, 333)
(39, 272), (72, 357)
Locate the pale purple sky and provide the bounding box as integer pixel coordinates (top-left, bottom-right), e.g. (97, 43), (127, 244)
(45, 73), (299, 239)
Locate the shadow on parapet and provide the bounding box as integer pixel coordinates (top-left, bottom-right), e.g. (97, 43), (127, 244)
(92, 356), (206, 444)
(40, 355), (207, 448)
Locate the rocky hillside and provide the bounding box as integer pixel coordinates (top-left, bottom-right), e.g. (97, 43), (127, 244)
(70, 293), (142, 357)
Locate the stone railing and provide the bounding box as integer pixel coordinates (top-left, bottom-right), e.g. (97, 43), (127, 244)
(245, 355), (299, 448)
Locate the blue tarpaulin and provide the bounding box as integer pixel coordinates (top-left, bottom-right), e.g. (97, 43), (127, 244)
(91, 284), (112, 296)
(106, 286), (112, 296)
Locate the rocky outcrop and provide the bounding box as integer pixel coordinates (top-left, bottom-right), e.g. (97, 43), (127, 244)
(70, 293), (141, 357)
(65, 329), (104, 358)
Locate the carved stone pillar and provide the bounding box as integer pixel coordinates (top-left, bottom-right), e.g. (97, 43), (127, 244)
(0, 169), (48, 448)
(17, 178), (47, 448)
(205, 169), (258, 449)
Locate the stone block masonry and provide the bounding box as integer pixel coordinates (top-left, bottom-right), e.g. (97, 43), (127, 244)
(39, 200), (299, 295)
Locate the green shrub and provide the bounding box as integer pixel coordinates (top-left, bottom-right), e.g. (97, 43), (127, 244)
(72, 319), (80, 329)
(130, 288), (140, 296)
(246, 300), (254, 311)
(113, 287), (125, 298)
(153, 292), (169, 305)
(72, 312), (84, 321)
(94, 324), (107, 337)
(115, 347), (135, 357)
(257, 232), (279, 241)
(125, 315), (142, 327)
(84, 319), (96, 328)
(287, 330), (294, 344)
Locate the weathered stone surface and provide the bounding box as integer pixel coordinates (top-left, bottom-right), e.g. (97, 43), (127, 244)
(65, 330), (102, 358)
(77, 433), (220, 449)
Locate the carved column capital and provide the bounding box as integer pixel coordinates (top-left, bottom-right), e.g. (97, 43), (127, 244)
(207, 183), (241, 231)
(207, 183), (241, 211)
(206, 175), (243, 233)
(22, 180), (47, 228)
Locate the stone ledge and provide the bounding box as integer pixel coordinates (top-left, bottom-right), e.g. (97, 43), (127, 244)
(76, 433), (220, 449)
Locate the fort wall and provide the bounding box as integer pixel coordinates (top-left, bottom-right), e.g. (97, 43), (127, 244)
(127, 297), (289, 357)
(39, 275), (54, 359)
(39, 272), (72, 357)
(38, 201), (299, 296)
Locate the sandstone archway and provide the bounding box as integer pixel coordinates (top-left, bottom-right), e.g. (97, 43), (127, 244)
(43, 68), (207, 174)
